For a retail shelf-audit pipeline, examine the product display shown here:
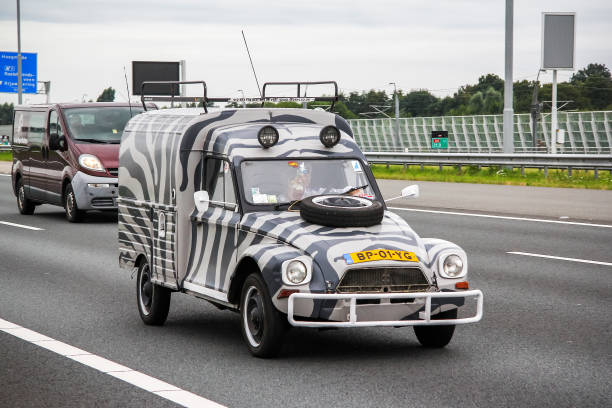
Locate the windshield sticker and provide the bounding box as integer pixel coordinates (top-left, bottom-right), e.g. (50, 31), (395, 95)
(112, 129), (118, 134)
(288, 161), (298, 168)
(352, 160), (362, 172)
(251, 187), (260, 196)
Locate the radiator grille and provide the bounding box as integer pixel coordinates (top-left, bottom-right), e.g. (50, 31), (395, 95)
(91, 197), (115, 207)
(337, 267), (431, 293)
(108, 168), (118, 177)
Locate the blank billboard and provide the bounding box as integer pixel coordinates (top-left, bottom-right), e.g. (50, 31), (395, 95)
(542, 13), (575, 70)
(132, 61), (180, 95)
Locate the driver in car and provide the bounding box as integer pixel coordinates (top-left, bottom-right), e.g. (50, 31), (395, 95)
(286, 162), (365, 201)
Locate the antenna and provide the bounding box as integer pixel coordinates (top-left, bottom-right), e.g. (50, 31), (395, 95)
(241, 30), (262, 98)
(123, 66), (133, 117)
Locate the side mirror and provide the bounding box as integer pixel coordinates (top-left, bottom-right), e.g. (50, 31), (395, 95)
(401, 184), (419, 199)
(49, 133), (66, 151)
(194, 190), (210, 212)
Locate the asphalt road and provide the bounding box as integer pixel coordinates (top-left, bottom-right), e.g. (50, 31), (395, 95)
(1, 175), (611, 408)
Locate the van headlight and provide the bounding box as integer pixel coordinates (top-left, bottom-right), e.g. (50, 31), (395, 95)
(282, 258), (311, 286)
(440, 254), (466, 278)
(79, 154), (105, 172)
(286, 260), (307, 284)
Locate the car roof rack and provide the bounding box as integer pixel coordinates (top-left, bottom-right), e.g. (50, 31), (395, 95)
(260, 81), (338, 109)
(140, 80), (339, 113)
(140, 80), (229, 113)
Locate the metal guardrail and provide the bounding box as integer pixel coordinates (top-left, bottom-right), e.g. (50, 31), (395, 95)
(365, 152), (612, 177)
(349, 111), (612, 155)
(0, 145), (11, 151)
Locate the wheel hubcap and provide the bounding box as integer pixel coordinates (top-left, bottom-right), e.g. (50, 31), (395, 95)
(244, 287), (264, 347)
(139, 265), (152, 314)
(18, 186), (24, 209)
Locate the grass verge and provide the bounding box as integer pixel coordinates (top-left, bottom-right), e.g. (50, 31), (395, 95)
(371, 164), (612, 190)
(0, 151), (12, 162)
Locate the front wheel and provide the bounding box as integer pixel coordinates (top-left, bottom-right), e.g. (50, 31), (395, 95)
(64, 184), (85, 223)
(136, 261), (171, 325)
(413, 308), (457, 348)
(240, 273), (286, 358)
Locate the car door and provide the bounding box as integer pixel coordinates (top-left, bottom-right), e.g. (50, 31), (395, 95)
(188, 156), (241, 294)
(44, 109), (67, 205)
(25, 110), (47, 202)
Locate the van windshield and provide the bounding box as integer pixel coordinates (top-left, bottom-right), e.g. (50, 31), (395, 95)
(64, 107), (143, 143)
(240, 159), (376, 205)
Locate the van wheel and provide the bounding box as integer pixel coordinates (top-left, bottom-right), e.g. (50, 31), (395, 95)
(240, 273), (286, 358)
(137, 261), (171, 325)
(413, 309), (457, 348)
(64, 185), (84, 222)
(16, 179), (35, 215)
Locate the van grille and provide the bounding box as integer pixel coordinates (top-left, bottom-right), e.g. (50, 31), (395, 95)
(107, 168), (118, 177)
(336, 267), (431, 293)
(91, 198), (115, 207)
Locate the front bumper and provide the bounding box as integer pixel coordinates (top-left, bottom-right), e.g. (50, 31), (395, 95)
(71, 171), (118, 210)
(287, 290), (483, 328)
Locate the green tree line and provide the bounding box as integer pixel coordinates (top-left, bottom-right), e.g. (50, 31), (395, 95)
(1, 63), (610, 124)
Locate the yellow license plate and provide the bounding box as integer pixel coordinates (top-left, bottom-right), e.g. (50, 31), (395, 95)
(343, 249), (418, 265)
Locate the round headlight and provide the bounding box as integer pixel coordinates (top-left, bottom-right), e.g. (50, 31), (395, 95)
(78, 154), (105, 172)
(443, 255), (464, 278)
(319, 126), (340, 147)
(258, 126), (279, 148)
(286, 260), (307, 284)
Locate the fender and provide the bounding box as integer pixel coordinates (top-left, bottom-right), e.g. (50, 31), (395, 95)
(11, 160), (24, 196)
(237, 243), (327, 317)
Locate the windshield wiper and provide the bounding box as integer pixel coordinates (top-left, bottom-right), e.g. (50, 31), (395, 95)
(273, 200), (301, 211)
(75, 138), (116, 144)
(343, 184), (368, 195)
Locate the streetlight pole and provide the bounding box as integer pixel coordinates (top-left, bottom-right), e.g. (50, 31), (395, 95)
(237, 89), (246, 108)
(503, 0), (514, 154)
(389, 82), (400, 149)
(16, 0), (22, 104)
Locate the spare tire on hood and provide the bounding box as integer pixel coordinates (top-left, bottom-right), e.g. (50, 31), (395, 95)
(300, 195), (384, 228)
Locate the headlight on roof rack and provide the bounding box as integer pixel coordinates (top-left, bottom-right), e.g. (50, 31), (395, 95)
(258, 126), (279, 148)
(320, 126), (340, 147)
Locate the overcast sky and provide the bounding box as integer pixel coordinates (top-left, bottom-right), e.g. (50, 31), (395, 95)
(0, 0), (610, 104)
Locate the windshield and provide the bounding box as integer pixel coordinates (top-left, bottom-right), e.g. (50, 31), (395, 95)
(241, 159), (377, 205)
(64, 107), (143, 143)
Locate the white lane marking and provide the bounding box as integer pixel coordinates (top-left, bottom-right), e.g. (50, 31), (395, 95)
(0, 317), (226, 408)
(0, 221), (44, 231)
(0, 174), (10, 177)
(507, 251), (612, 267)
(388, 206), (612, 229)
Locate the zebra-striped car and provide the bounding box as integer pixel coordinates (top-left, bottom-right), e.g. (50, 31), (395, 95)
(118, 104), (483, 357)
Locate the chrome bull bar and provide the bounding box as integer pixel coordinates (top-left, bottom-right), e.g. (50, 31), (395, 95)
(287, 290), (483, 328)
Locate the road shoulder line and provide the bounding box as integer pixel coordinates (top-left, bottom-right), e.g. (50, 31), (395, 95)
(0, 317), (226, 408)
(0, 221), (44, 231)
(388, 206), (612, 229)
(507, 251), (612, 266)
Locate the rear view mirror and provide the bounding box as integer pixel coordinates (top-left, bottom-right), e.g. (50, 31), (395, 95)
(401, 185), (419, 199)
(385, 184), (420, 203)
(194, 190), (210, 212)
(49, 133), (66, 151)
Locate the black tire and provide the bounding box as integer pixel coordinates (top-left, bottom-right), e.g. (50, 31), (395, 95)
(240, 273), (286, 358)
(413, 308), (457, 348)
(300, 195), (384, 228)
(64, 184), (85, 223)
(136, 261), (171, 326)
(16, 178), (35, 215)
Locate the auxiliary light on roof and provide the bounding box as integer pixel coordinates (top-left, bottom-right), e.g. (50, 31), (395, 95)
(258, 126), (279, 148)
(320, 126), (341, 148)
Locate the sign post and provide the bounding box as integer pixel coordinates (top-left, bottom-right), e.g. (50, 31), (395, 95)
(0, 51), (37, 95)
(542, 12), (576, 153)
(431, 130), (448, 149)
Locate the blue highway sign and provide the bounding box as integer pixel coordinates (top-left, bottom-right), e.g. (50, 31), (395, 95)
(0, 51), (37, 94)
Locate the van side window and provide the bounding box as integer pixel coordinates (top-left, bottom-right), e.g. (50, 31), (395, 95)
(203, 157), (236, 208)
(12, 111), (27, 145)
(49, 110), (64, 137)
(27, 111), (46, 147)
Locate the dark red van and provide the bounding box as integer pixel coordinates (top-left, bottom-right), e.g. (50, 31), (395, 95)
(11, 102), (154, 222)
